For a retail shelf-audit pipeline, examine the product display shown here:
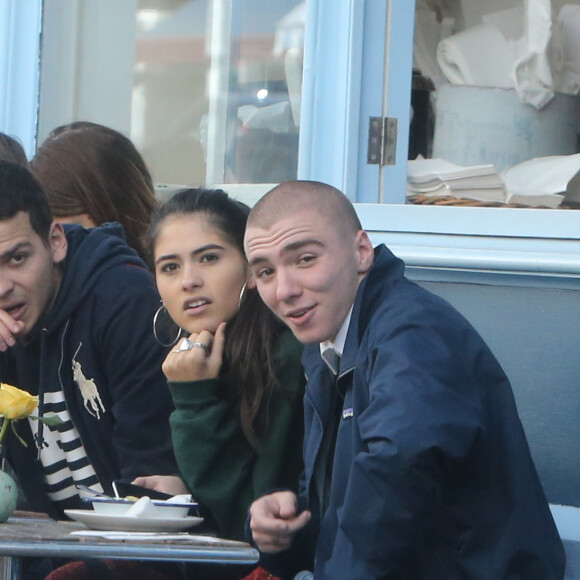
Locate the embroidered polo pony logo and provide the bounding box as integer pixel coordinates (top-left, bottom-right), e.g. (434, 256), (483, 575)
(72, 343), (105, 419)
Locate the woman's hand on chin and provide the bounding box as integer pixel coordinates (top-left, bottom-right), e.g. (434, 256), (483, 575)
(162, 322), (226, 382)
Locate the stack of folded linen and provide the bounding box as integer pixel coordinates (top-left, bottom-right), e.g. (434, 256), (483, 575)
(407, 158), (507, 203)
(407, 156), (578, 209)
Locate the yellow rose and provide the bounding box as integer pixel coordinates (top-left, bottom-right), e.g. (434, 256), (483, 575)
(0, 383), (38, 420)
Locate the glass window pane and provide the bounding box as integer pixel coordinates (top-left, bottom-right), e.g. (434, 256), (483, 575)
(132, 0), (304, 189)
(407, 0), (580, 210)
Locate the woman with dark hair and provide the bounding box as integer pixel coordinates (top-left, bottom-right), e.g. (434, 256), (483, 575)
(134, 188), (305, 548)
(0, 132), (28, 166)
(30, 121), (157, 265)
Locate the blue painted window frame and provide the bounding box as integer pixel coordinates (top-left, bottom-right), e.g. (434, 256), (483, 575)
(0, 0), (42, 158)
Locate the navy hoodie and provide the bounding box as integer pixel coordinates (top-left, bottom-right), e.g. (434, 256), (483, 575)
(0, 223), (177, 519)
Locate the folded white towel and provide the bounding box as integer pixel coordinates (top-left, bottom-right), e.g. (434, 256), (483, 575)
(511, 0), (554, 109)
(502, 153), (580, 199)
(437, 23), (515, 88)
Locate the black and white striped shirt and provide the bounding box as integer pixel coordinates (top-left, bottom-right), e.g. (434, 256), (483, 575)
(28, 388), (102, 508)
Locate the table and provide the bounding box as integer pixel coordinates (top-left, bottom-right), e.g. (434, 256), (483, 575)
(0, 513), (259, 580)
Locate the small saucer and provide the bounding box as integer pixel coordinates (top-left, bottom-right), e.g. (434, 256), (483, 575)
(65, 509), (204, 533)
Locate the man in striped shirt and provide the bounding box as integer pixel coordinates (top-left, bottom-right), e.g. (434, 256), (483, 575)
(0, 160), (177, 520)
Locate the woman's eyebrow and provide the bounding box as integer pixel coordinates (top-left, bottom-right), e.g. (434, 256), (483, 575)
(154, 253), (177, 265)
(155, 243), (225, 265)
(191, 243), (225, 256)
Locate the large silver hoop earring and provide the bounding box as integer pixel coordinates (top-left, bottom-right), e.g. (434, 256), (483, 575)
(153, 304), (182, 347)
(238, 283), (247, 310)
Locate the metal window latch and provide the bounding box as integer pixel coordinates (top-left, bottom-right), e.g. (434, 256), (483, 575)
(367, 116), (397, 166)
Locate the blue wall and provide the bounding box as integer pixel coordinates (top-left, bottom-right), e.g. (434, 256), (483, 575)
(417, 279), (580, 507)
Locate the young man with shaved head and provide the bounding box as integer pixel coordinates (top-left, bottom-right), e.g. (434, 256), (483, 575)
(244, 180), (564, 580)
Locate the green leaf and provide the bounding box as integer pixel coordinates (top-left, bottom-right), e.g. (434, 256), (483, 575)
(39, 415), (64, 427)
(29, 414), (64, 427)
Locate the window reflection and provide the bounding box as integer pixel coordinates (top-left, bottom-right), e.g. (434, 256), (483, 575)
(132, 0), (304, 189)
(410, 0), (580, 209)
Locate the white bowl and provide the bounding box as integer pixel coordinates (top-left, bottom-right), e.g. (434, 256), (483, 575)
(91, 497), (195, 518)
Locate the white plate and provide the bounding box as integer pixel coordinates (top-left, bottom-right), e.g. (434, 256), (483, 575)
(65, 509), (204, 533)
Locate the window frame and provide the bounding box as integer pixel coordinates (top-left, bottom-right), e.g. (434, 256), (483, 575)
(0, 0), (42, 157)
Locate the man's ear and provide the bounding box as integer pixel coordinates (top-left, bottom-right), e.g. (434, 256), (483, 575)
(49, 222), (68, 265)
(355, 230), (374, 275)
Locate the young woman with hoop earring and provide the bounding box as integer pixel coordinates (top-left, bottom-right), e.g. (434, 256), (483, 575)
(135, 189), (305, 570)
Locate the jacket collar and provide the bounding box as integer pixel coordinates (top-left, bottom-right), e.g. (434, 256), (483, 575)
(339, 244), (405, 375)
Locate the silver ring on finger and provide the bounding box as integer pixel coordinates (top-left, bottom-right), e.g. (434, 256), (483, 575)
(172, 338), (193, 352)
(191, 342), (210, 354)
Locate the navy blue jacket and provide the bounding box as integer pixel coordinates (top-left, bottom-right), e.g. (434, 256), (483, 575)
(264, 244), (564, 579)
(0, 223), (177, 519)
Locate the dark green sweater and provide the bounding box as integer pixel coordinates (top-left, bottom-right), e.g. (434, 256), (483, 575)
(168, 328), (305, 541)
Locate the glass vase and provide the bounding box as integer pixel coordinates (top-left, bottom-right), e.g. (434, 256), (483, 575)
(0, 469), (18, 522)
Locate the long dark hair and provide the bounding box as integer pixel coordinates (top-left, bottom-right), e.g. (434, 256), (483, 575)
(149, 188), (284, 448)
